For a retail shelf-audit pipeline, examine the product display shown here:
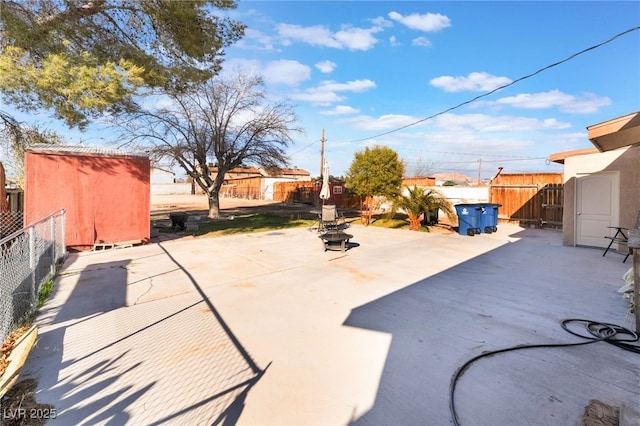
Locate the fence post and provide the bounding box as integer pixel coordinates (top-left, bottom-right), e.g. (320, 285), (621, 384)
(60, 210), (67, 261)
(50, 214), (56, 276)
(29, 225), (36, 309)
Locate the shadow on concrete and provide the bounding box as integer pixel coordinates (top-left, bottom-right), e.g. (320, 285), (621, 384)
(26, 259), (158, 425)
(54, 260), (128, 322)
(25, 245), (269, 424)
(344, 228), (638, 425)
(151, 242), (270, 425)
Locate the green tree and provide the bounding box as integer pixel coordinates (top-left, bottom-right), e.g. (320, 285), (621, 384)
(390, 186), (456, 231)
(122, 71), (302, 219)
(345, 145), (404, 225)
(0, 0), (245, 129)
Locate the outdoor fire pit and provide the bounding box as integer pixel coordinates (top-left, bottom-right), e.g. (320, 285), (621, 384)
(319, 230), (353, 252)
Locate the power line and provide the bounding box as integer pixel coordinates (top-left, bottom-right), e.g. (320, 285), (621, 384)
(346, 26), (640, 143)
(289, 138), (321, 157)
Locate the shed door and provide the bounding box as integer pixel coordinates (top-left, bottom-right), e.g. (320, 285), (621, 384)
(576, 172), (619, 247)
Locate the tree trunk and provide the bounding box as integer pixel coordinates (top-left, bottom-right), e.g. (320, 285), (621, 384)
(208, 190), (221, 219)
(360, 195), (373, 226)
(408, 214), (422, 231)
(0, 162), (8, 213)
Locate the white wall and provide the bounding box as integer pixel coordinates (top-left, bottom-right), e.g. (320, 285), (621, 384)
(151, 168), (175, 184)
(430, 186), (489, 205)
(563, 147), (629, 178)
(150, 183), (194, 195)
(262, 177), (298, 200)
(378, 186), (489, 212)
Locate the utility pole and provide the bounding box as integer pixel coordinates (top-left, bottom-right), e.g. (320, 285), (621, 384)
(477, 158), (482, 185)
(320, 128), (325, 178)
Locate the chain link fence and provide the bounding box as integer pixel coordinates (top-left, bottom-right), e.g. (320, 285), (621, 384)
(0, 209), (66, 342)
(0, 210), (24, 239)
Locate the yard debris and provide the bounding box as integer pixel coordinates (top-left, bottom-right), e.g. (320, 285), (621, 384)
(581, 399), (619, 426)
(619, 267), (635, 316)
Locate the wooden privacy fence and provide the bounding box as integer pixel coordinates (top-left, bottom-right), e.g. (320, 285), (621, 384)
(273, 181), (358, 207)
(489, 173), (563, 228)
(221, 176), (263, 199)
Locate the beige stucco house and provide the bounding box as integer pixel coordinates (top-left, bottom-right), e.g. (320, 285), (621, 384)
(549, 111), (640, 249)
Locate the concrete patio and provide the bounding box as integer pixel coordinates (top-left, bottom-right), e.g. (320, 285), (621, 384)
(18, 223), (639, 425)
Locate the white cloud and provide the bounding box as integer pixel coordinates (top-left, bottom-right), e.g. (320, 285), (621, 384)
(221, 58), (263, 77)
(221, 58), (311, 87)
(389, 35), (400, 46)
(370, 16), (394, 28)
(315, 60), (337, 73)
(388, 11), (451, 32)
(342, 113), (420, 131)
(290, 91), (345, 106)
(320, 105), (360, 115)
(491, 90), (612, 113)
(433, 113), (571, 131)
(430, 72), (513, 92)
(412, 37), (432, 47)
(317, 79), (376, 93)
(233, 27), (277, 51)
(276, 23), (382, 50)
(263, 60), (311, 86)
(290, 79), (376, 106)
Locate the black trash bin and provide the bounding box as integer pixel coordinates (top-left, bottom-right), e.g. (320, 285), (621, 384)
(422, 208), (439, 226)
(169, 212), (189, 231)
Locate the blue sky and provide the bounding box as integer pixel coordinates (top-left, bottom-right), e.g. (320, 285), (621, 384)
(218, 0), (640, 179)
(3, 1), (640, 180)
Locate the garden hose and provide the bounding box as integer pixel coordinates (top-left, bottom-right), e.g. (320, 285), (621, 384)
(449, 319), (640, 426)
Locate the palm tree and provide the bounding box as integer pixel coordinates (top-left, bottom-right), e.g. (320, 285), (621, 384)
(390, 186), (456, 231)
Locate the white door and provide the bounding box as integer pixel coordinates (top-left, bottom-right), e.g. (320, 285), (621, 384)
(576, 171), (620, 247)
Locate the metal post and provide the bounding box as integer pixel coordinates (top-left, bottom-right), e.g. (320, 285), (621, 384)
(60, 209), (67, 261)
(50, 214), (56, 275)
(29, 225), (36, 309)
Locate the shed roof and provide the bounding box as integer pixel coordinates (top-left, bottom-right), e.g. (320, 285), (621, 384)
(27, 144), (149, 158)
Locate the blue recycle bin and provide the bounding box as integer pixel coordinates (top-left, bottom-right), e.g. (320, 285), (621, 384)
(454, 204), (482, 236)
(478, 203), (501, 234)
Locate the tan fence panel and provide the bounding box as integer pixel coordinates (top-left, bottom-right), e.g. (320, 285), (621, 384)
(489, 173), (563, 228)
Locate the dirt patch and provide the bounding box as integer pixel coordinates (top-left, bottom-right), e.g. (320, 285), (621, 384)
(581, 399), (619, 426)
(0, 379), (55, 426)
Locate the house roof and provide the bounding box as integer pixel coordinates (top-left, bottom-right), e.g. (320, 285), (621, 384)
(587, 111), (640, 152)
(548, 147), (600, 164)
(206, 165), (311, 178)
(432, 172), (474, 183)
(27, 144), (148, 158)
(264, 167), (310, 176)
(209, 166), (261, 175)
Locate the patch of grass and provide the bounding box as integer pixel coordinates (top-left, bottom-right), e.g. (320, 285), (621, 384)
(193, 213), (317, 237)
(37, 278), (54, 309)
(368, 216), (434, 232)
(370, 217), (408, 229)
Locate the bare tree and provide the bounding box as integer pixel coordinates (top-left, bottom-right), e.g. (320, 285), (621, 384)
(124, 71), (302, 218)
(405, 157), (435, 177)
(0, 112), (62, 185)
